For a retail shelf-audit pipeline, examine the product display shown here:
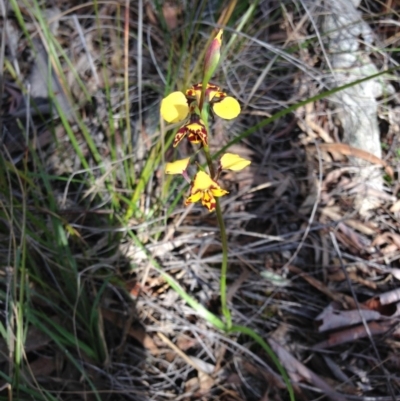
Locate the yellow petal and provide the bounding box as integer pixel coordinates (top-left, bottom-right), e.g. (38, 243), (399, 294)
(165, 158), (190, 175)
(192, 171), (216, 191)
(210, 187), (229, 197)
(160, 92), (189, 123)
(213, 96), (240, 119)
(220, 153), (251, 171)
(185, 192), (202, 205)
(215, 29), (223, 44)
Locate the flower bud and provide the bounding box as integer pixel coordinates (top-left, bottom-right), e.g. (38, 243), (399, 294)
(203, 29), (223, 83)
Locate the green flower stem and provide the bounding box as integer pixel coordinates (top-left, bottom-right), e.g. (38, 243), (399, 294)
(215, 198), (231, 328)
(199, 63), (213, 119)
(200, 107), (231, 329)
(202, 144), (215, 178)
(203, 144), (231, 328)
(199, 80), (207, 113)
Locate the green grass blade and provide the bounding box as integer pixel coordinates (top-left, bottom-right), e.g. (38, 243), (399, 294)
(125, 226), (226, 330)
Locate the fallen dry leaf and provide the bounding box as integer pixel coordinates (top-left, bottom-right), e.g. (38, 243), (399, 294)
(288, 265), (358, 309)
(365, 288), (400, 308)
(101, 308), (158, 354)
(321, 206), (377, 236)
(268, 338), (348, 401)
(316, 302), (381, 332)
(390, 199), (400, 213)
(337, 222), (371, 251)
(313, 321), (393, 349)
(327, 267), (377, 290)
(372, 232), (400, 250)
(318, 143), (394, 178)
(388, 268), (400, 281)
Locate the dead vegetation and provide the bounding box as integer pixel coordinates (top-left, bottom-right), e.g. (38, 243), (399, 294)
(1, 0), (400, 400)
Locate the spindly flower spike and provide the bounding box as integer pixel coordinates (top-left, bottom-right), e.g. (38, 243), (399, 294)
(156, 29), (282, 380)
(220, 153), (251, 171)
(185, 171), (228, 212)
(186, 83), (240, 120)
(173, 114), (208, 147)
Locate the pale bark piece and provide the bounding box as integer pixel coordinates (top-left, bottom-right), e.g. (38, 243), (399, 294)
(268, 338), (348, 401)
(376, 289), (400, 306)
(322, 0), (394, 215)
(316, 302), (381, 332)
(313, 321), (392, 349)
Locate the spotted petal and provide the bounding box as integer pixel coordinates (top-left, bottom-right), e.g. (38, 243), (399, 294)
(186, 120), (208, 145)
(173, 118), (208, 147)
(201, 191), (216, 211)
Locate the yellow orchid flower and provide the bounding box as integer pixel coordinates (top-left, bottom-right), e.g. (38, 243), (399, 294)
(185, 171), (228, 212)
(173, 115), (208, 147)
(165, 158), (190, 175)
(160, 83), (240, 125)
(186, 83), (240, 120)
(220, 153), (251, 171)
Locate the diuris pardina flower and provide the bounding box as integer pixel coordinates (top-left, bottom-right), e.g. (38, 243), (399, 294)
(185, 171), (228, 212)
(161, 28), (251, 212)
(160, 91), (208, 147)
(160, 83), (240, 147)
(186, 83), (240, 120)
(161, 83), (240, 123)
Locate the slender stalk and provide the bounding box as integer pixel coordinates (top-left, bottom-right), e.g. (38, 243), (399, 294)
(202, 145), (215, 177)
(200, 98), (231, 328)
(215, 198), (231, 328)
(202, 144), (231, 328)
